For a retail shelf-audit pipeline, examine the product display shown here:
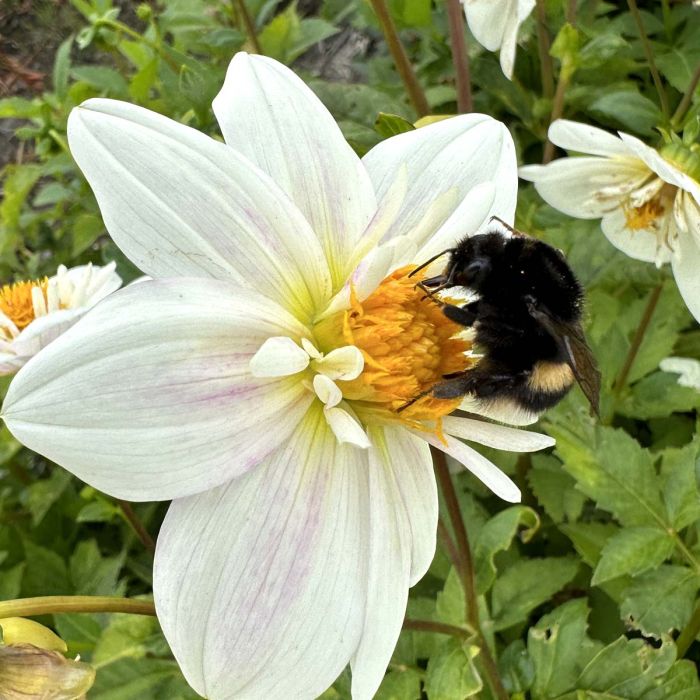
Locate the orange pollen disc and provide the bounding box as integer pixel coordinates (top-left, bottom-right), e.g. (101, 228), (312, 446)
(314, 265), (473, 425)
(0, 278), (48, 330)
(623, 198), (666, 231)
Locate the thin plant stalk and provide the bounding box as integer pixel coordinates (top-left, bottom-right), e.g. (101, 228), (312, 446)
(672, 63), (700, 128)
(446, 0), (473, 113)
(0, 596), (156, 618)
(118, 500), (156, 553)
(543, 72), (570, 163)
(535, 0), (554, 98)
(367, 0), (430, 117)
(432, 448), (508, 700)
(613, 282), (663, 394)
(232, 0), (262, 54)
(626, 0), (670, 119)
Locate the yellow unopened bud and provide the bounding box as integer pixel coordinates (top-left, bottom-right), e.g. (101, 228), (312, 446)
(0, 617), (67, 652)
(414, 114), (455, 128)
(0, 643), (95, 700)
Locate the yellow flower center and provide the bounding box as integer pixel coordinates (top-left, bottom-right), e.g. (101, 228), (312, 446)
(314, 265), (473, 426)
(623, 198), (666, 231)
(0, 278), (48, 330)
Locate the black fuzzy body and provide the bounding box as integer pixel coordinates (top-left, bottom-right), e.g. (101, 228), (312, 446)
(428, 231), (585, 417)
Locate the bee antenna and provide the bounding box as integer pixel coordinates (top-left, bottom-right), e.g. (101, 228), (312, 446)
(408, 248), (454, 278)
(489, 216), (528, 238)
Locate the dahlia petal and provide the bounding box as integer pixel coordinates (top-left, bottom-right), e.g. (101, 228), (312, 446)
(601, 207), (672, 264)
(313, 374), (343, 407)
(442, 416), (555, 451)
(314, 345), (365, 381)
(548, 120), (633, 158)
(384, 427), (437, 585)
(463, 0), (507, 51)
(671, 197), (700, 323)
(420, 431), (521, 502)
(362, 115), (517, 252)
(213, 53), (376, 289)
(660, 357), (700, 390)
(249, 336), (310, 377)
(351, 428), (412, 700)
(154, 406), (368, 699)
(325, 405), (372, 449)
(67, 99), (331, 320)
(519, 158), (650, 219)
(2, 279), (313, 501)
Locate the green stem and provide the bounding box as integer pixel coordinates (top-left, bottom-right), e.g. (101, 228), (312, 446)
(535, 0), (554, 98)
(613, 282), (663, 395)
(676, 599), (700, 656)
(432, 448), (508, 700)
(367, 0), (430, 118)
(671, 62), (700, 128)
(0, 596), (156, 618)
(446, 0), (472, 113)
(626, 0), (670, 119)
(96, 18), (180, 72)
(117, 500), (156, 553)
(403, 618), (469, 639)
(542, 73), (570, 163)
(232, 0), (262, 54)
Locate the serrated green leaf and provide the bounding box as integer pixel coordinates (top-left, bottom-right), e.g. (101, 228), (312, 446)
(592, 527), (674, 585)
(660, 440), (700, 530)
(375, 668), (422, 700)
(560, 522), (619, 569)
(528, 599), (603, 699)
(528, 454), (587, 523)
(639, 660), (700, 699)
(620, 565), (699, 637)
(23, 469), (72, 527)
(374, 112), (415, 139)
(70, 540), (125, 596)
(425, 638), (482, 700)
(473, 505), (540, 594)
(92, 614), (159, 667)
(21, 540), (70, 597)
(618, 371), (700, 419)
(590, 90), (662, 136)
(492, 557), (579, 631)
(498, 639), (534, 694)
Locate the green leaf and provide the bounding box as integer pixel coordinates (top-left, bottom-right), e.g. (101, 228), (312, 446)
(560, 522), (619, 569)
(473, 505), (540, 594)
(592, 527), (674, 585)
(498, 639), (534, 694)
(0, 563), (25, 600)
(618, 372), (700, 419)
(660, 439), (700, 530)
(620, 565), (699, 637)
(424, 638), (482, 700)
(0, 164), (43, 256)
(374, 112), (415, 139)
(72, 212), (105, 256)
(53, 36), (73, 100)
(574, 636), (676, 698)
(590, 90), (662, 136)
(639, 660), (700, 699)
(70, 540), (124, 596)
(529, 599), (603, 699)
(21, 540), (70, 597)
(92, 614), (160, 667)
(71, 65), (130, 96)
(492, 557), (579, 631)
(657, 47), (700, 93)
(528, 454), (587, 523)
(23, 469), (72, 527)
(375, 669), (422, 700)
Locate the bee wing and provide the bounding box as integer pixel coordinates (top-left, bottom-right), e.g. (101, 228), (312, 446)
(529, 307), (601, 416)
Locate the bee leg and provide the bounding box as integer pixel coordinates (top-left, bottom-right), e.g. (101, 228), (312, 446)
(431, 368), (528, 399)
(442, 300), (480, 328)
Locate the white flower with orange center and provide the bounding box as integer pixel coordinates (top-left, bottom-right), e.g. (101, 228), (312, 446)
(520, 119), (700, 321)
(1, 53), (556, 700)
(0, 262), (121, 375)
(462, 0), (535, 79)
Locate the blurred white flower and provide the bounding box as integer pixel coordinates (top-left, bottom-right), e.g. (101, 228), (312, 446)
(660, 357), (700, 390)
(1, 53), (555, 700)
(520, 120), (700, 322)
(0, 262), (121, 375)
(462, 0), (535, 79)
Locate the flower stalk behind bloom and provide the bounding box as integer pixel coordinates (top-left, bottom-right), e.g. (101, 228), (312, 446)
(520, 120), (700, 323)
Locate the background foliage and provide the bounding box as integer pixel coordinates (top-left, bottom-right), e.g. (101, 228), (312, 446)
(1, 0), (700, 697)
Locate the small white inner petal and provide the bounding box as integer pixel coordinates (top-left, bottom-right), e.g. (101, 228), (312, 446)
(313, 373), (343, 408)
(313, 345), (365, 381)
(325, 405), (371, 449)
(629, 177), (664, 208)
(249, 336), (310, 378)
(301, 337), (322, 359)
(31, 287), (47, 318)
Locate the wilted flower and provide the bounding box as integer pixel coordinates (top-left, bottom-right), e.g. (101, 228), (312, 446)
(462, 0), (535, 79)
(2, 53), (555, 699)
(660, 357), (700, 390)
(0, 262), (121, 374)
(519, 120), (700, 322)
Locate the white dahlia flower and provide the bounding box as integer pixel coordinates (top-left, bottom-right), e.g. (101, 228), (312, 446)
(2, 53), (555, 700)
(462, 0), (536, 79)
(520, 120), (700, 322)
(0, 262), (121, 375)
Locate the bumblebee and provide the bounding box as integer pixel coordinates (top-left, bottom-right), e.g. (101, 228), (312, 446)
(402, 218), (600, 424)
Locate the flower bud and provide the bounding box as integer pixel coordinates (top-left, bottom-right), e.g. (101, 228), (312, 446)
(0, 617), (67, 652)
(660, 142), (700, 183)
(0, 643), (95, 700)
